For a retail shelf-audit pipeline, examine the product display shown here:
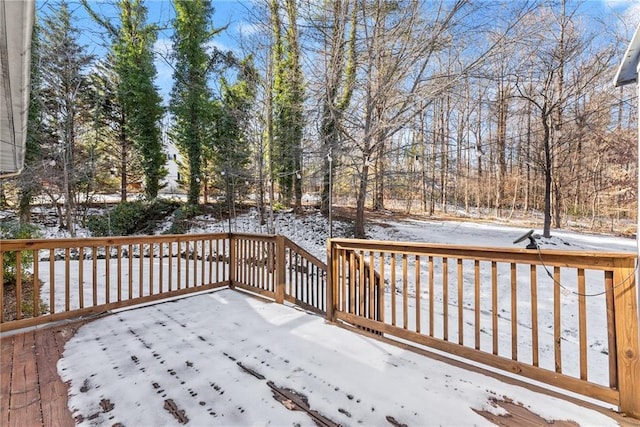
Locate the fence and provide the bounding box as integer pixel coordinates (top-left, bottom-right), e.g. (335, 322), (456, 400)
(1, 233), (326, 332)
(327, 238), (640, 418)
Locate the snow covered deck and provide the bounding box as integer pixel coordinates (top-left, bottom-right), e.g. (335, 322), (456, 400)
(1, 289), (637, 426)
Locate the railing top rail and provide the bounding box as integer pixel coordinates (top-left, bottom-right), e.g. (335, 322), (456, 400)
(330, 238), (637, 269)
(0, 232), (231, 251)
(283, 237), (327, 271)
(230, 232), (278, 241)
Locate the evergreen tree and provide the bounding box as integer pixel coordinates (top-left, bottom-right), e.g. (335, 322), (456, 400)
(271, 0), (304, 210)
(116, 0), (165, 199)
(170, 0), (220, 211)
(213, 57), (258, 208)
(83, 0), (166, 200)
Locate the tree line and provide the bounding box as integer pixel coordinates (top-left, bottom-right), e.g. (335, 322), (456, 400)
(2, 0), (637, 238)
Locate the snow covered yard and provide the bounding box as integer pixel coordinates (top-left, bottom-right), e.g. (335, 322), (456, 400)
(59, 288), (621, 426)
(4, 207), (637, 424)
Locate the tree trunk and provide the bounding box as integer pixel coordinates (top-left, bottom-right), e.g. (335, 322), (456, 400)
(355, 158), (370, 238)
(120, 111), (128, 202)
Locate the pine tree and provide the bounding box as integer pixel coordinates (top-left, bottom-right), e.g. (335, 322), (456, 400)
(271, 0), (304, 210)
(170, 0), (220, 211)
(116, 0), (165, 199)
(213, 57), (258, 209)
(83, 0), (166, 200)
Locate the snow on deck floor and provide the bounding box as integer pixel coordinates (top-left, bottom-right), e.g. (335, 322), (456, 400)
(59, 289), (617, 426)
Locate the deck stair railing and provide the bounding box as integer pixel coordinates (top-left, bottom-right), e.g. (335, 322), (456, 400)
(327, 238), (640, 419)
(228, 233), (327, 314)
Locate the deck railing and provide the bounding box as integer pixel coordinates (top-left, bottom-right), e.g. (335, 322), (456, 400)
(327, 238), (640, 418)
(229, 233), (327, 314)
(2, 232), (638, 417)
(1, 233), (327, 332)
(1, 233), (232, 331)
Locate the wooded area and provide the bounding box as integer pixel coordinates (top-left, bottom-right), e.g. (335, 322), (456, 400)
(0, 0), (637, 238)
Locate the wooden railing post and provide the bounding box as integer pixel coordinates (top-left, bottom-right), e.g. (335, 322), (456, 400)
(326, 240), (335, 322)
(275, 236), (285, 304)
(229, 233), (236, 288)
(612, 257), (640, 418)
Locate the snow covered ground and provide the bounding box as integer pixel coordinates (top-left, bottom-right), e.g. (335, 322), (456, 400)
(59, 289), (620, 426)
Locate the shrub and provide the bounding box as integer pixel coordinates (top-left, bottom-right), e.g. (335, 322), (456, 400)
(87, 200), (180, 236)
(163, 204), (198, 235)
(1, 221), (40, 286)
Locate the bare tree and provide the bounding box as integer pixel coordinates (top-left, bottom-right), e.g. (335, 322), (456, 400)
(515, 1), (614, 237)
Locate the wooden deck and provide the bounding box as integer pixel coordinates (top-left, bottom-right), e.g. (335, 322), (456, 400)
(0, 321), (86, 427)
(1, 313), (640, 426)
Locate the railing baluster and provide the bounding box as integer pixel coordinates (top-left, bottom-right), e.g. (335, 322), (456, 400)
(491, 261), (498, 355)
(192, 240), (197, 287)
(105, 246), (110, 304)
(159, 243), (164, 294)
(402, 254), (408, 330)
(65, 248), (70, 311)
(78, 247), (84, 308)
(369, 253), (375, 320)
(208, 239), (213, 285)
(415, 255), (421, 333)
(201, 239), (205, 286)
(168, 242), (173, 292)
(16, 252), (22, 320)
(379, 252), (385, 324)
(185, 241), (190, 288)
(474, 260), (480, 350)
(117, 245), (122, 302)
(429, 256), (434, 337)
(341, 250), (347, 312)
(91, 247), (97, 307)
(150, 243), (155, 295)
(511, 262), (517, 361)
(530, 264), (539, 367)
(177, 241), (182, 290)
(443, 257), (449, 341)
(349, 250), (356, 314)
(578, 268), (587, 381)
(128, 244), (133, 298)
(391, 254), (396, 327)
(33, 249), (40, 318)
(139, 243), (144, 295)
(359, 252), (366, 317)
(604, 270), (617, 390)
(457, 258), (463, 345)
(554, 266), (562, 373)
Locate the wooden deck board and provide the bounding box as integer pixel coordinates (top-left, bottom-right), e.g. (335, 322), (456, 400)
(1, 322), (83, 427)
(1, 336), (14, 427)
(10, 332), (42, 427)
(35, 328), (75, 427)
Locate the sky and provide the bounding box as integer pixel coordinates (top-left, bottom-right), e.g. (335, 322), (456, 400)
(34, 0), (640, 106)
(36, 0), (254, 102)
